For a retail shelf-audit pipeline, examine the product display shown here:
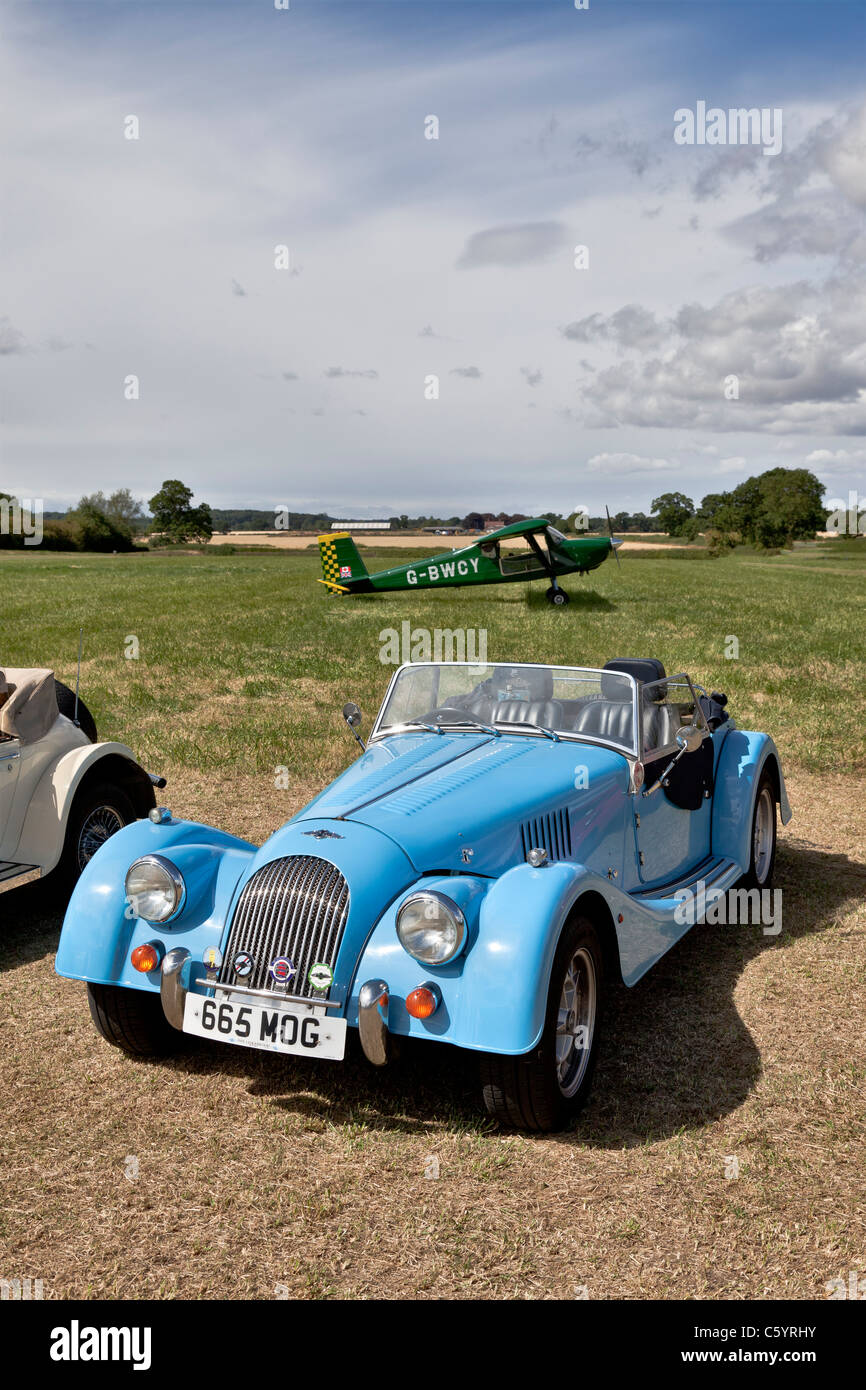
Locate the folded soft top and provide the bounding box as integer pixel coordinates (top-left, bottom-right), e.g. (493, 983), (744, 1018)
(0, 667), (59, 743)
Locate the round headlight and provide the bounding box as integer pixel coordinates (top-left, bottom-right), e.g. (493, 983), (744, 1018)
(396, 891), (466, 965)
(125, 855), (185, 924)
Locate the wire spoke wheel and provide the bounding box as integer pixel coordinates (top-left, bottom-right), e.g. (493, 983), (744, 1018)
(77, 804), (125, 872)
(554, 946), (597, 1098)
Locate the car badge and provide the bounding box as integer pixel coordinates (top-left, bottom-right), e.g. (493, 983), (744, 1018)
(269, 956), (296, 984)
(233, 952), (253, 978)
(461, 847), (474, 864)
(308, 962), (334, 991)
(303, 829), (343, 840)
(202, 946), (222, 970)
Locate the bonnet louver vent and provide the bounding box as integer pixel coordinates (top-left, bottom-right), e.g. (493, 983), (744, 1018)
(520, 808), (572, 862)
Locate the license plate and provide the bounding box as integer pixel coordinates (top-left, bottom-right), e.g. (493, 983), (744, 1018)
(183, 993), (346, 1060)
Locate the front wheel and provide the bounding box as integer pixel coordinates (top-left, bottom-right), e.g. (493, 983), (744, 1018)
(545, 586), (570, 607)
(87, 983), (184, 1057)
(480, 915), (604, 1132)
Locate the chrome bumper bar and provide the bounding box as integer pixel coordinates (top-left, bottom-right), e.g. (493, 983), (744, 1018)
(160, 951), (391, 1064)
(160, 947), (346, 1029)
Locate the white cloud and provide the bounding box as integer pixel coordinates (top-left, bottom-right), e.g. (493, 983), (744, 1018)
(585, 452), (671, 475)
(456, 222), (568, 269)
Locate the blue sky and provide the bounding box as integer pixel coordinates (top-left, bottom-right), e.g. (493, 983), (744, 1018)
(1, 0), (864, 517)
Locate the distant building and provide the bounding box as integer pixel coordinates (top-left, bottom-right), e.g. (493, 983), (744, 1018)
(331, 519), (391, 531)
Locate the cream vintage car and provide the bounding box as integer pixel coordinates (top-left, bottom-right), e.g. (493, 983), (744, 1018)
(0, 666), (162, 896)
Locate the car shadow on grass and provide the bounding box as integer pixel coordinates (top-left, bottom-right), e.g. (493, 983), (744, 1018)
(0, 879), (65, 972)
(2, 842), (861, 1145)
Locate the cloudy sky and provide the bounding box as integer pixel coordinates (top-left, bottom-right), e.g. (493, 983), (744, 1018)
(1, 0), (865, 517)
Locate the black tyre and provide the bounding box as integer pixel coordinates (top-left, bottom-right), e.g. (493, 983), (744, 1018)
(545, 586), (570, 607)
(54, 679), (98, 743)
(57, 780), (136, 888)
(480, 914), (604, 1132)
(87, 982), (184, 1057)
(740, 770), (777, 889)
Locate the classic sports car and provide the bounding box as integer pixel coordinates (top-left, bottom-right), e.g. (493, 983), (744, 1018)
(56, 658), (791, 1132)
(0, 666), (161, 896)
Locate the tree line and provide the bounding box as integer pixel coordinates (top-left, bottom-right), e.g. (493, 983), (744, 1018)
(0, 466), (837, 552)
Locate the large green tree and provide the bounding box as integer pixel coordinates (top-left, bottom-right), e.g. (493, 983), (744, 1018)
(650, 491), (696, 537)
(68, 497), (136, 551)
(149, 480), (213, 543)
(699, 468), (825, 548)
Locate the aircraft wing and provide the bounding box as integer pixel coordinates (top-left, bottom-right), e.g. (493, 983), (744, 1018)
(480, 517), (551, 541)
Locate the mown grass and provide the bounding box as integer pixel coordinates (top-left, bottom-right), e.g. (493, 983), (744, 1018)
(1, 541), (864, 1300)
(1, 539), (863, 780)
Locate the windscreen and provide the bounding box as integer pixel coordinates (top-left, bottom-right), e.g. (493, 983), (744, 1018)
(375, 664), (637, 753)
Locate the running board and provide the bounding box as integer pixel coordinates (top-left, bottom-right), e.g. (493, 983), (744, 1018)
(631, 855), (740, 909)
(0, 863), (43, 895)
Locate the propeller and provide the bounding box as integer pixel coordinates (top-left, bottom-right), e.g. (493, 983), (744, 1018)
(605, 506), (623, 568)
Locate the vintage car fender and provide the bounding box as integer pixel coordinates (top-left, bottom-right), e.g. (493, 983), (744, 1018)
(349, 861), (637, 1056)
(711, 728), (792, 867)
(55, 815), (256, 988)
(13, 740), (156, 874)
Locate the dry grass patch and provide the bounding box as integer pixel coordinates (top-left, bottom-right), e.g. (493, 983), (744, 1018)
(2, 772), (864, 1300)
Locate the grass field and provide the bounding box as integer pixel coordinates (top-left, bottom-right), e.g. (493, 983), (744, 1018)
(1, 542), (864, 1299)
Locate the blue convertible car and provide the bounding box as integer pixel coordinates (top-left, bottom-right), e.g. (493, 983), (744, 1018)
(56, 658), (791, 1131)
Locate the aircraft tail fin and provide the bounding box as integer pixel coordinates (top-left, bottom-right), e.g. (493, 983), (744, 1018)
(318, 532), (368, 590)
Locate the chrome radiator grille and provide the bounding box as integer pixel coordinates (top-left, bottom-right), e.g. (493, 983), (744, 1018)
(218, 856), (349, 997)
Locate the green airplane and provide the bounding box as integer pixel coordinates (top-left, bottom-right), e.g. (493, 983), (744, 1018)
(318, 515), (622, 606)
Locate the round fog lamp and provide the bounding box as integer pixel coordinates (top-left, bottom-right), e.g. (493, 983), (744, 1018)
(131, 942), (161, 973)
(406, 985), (440, 1020)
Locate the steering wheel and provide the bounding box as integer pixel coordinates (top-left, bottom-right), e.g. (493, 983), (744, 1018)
(418, 706), (473, 723)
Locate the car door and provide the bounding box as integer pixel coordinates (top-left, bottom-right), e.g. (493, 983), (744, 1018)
(0, 738), (21, 858)
(633, 676), (713, 887)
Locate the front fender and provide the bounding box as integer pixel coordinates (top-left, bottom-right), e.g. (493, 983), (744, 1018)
(14, 741), (146, 873)
(55, 816), (256, 989)
(349, 861), (598, 1055)
(712, 729), (792, 869)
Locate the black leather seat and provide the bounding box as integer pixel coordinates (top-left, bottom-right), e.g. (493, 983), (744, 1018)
(602, 657), (666, 685)
(571, 667), (635, 747)
(571, 699), (633, 747)
(493, 698), (563, 728)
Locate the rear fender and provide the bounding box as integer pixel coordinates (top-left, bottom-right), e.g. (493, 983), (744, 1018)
(712, 730), (792, 870)
(13, 742), (156, 874)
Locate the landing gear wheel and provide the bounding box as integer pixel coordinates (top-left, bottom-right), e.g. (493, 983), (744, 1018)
(479, 914), (604, 1132)
(741, 770), (777, 889)
(545, 586), (569, 606)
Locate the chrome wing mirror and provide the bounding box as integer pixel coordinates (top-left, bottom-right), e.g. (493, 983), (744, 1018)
(342, 701), (366, 752)
(643, 724), (703, 797)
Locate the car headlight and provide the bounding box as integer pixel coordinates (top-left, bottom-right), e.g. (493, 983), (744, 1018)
(125, 855), (186, 924)
(396, 891), (466, 965)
